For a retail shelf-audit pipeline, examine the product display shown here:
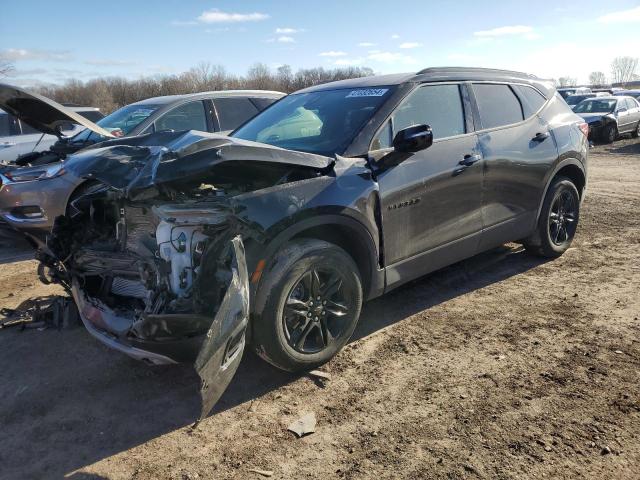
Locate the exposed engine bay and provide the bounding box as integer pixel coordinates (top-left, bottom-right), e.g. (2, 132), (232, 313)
(36, 131), (330, 417)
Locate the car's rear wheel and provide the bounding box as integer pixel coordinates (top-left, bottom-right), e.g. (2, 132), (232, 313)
(632, 121), (640, 138)
(603, 124), (617, 143)
(252, 239), (363, 372)
(524, 177), (580, 258)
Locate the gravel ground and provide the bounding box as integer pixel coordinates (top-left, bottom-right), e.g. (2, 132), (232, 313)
(1, 138), (639, 480)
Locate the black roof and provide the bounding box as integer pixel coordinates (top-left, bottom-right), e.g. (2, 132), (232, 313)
(298, 67), (548, 94)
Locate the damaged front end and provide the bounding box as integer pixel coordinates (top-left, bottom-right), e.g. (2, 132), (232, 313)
(41, 131), (331, 417)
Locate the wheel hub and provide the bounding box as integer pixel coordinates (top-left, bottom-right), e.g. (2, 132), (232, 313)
(282, 268), (351, 354)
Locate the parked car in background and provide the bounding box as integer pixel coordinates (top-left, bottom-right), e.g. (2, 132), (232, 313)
(564, 92), (608, 110)
(35, 67), (588, 415)
(614, 89), (640, 101)
(0, 105), (103, 163)
(564, 93), (596, 110)
(573, 96), (640, 142)
(558, 87), (591, 99)
(0, 84), (285, 240)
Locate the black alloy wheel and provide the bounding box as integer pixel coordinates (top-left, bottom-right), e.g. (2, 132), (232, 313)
(548, 190), (578, 247)
(283, 267), (352, 354)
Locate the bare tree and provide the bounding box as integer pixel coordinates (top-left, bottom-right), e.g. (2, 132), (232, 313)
(0, 60), (14, 77)
(557, 77), (577, 87)
(588, 71), (607, 87)
(611, 56), (639, 86)
(32, 64), (374, 114)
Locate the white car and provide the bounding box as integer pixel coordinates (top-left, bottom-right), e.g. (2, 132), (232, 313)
(0, 106), (103, 163)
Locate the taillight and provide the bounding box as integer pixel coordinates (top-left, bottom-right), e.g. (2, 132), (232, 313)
(578, 122), (589, 137)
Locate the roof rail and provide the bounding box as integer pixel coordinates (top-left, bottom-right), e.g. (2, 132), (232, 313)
(416, 67), (538, 79)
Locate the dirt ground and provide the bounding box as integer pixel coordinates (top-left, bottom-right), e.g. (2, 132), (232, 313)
(1, 138), (639, 480)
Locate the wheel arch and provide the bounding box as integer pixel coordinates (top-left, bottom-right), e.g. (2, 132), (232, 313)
(536, 158), (586, 222)
(251, 215), (381, 301)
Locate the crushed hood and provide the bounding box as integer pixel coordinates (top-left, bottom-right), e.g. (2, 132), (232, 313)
(577, 112), (612, 123)
(63, 130), (334, 195)
(0, 83), (115, 139)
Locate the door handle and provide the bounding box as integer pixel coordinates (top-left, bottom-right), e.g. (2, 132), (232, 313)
(532, 132), (550, 142)
(458, 153), (482, 167)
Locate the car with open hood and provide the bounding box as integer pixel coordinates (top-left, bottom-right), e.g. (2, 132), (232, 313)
(0, 84), (284, 241)
(573, 95), (640, 143)
(0, 105), (103, 163)
(36, 67), (588, 416)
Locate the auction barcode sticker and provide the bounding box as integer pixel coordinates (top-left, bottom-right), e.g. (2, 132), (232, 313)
(346, 88), (388, 98)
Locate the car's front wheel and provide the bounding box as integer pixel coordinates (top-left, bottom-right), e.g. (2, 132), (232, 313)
(603, 123), (617, 143)
(252, 239), (363, 372)
(524, 176), (580, 258)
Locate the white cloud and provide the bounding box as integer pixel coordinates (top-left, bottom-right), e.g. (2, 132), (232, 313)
(197, 9), (269, 23)
(399, 42), (423, 49)
(0, 48), (73, 62)
(83, 58), (136, 66)
(474, 25), (533, 37)
(358, 42), (376, 47)
(367, 51), (417, 65)
(319, 51), (348, 57)
(276, 27), (303, 34)
(277, 36), (295, 43)
(390, 34), (400, 39)
(334, 58), (365, 66)
(598, 6), (640, 23)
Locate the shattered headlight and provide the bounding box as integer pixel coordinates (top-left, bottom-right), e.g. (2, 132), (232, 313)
(4, 163), (66, 183)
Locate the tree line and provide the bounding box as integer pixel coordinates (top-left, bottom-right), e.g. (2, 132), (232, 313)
(556, 56), (639, 88)
(34, 63), (374, 114)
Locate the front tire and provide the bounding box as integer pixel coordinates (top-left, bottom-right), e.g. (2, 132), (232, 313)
(524, 177), (580, 258)
(252, 239), (363, 372)
(603, 123), (617, 143)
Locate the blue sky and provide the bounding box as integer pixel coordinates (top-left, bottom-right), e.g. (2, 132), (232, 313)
(1, 0), (640, 87)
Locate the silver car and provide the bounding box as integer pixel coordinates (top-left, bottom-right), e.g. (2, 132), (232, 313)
(0, 84), (284, 242)
(573, 96), (640, 143)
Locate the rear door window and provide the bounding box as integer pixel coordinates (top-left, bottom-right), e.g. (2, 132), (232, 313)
(155, 101), (208, 132)
(0, 114), (10, 136)
(214, 97), (259, 131)
(473, 84), (524, 129)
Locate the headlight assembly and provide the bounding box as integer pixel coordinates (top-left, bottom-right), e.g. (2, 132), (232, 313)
(4, 163), (66, 183)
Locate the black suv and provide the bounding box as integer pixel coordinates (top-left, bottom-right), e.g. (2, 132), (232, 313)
(42, 68), (588, 416)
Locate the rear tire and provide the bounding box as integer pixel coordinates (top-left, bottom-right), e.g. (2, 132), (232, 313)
(632, 121), (640, 138)
(524, 177), (580, 258)
(251, 239), (363, 372)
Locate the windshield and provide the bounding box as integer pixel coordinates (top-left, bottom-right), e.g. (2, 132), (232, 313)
(70, 103), (161, 143)
(574, 99), (616, 113)
(231, 87), (394, 156)
(558, 90), (575, 99)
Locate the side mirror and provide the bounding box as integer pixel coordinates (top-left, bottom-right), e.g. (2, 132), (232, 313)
(393, 124), (433, 153)
(617, 107), (627, 113)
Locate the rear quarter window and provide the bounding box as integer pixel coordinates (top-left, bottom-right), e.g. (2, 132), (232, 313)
(80, 110), (104, 123)
(251, 97), (279, 111)
(473, 83), (524, 129)
(214, 97), (260, 131)
(513, 85), (547, 118)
